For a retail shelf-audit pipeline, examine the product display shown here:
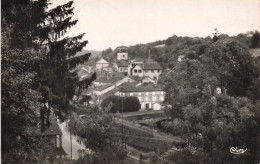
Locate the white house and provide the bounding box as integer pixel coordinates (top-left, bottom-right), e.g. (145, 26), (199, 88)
(128, 62), (162, 82)
(116, 60), (129, 72)
(96, 58), (109, 69)
(117, 82), (165, 110)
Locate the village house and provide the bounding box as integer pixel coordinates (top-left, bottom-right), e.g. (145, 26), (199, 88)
(128, 62), (162, 82)
(27, 117), (67, 159)
(117, 82), (165, 110)
(96, 58), (109, 69)
(116, 60), (129, 72)
(127, 49), (162, 82)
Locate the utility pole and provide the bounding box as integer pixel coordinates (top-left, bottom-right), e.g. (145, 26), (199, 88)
(121, 86), (124, 150)
(70, 109), (72, 161)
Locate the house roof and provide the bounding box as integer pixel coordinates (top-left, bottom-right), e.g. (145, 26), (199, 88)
(120, 82), (164, 92)
(117, 60), (129, 67)
(96, 58), (109, 64)
(132, 62), (162, 70)
(117, 45), (128, 49)
(100, 87), (120, 100)
(95, 76), (124, 84)
(95, 83), (114, 91)
(133, 58), (155, 63)
(128, 76), (143, 81)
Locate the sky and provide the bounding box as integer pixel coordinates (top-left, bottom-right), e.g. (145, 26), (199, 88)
(50, 0), (260, 51)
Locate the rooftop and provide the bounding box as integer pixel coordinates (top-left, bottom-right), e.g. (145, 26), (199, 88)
(120, 82), (164, 92)
(133, 62), (162, 70)
(95, 75), (125, 84)
(95, 83), (114, 91)
(117, 60), (130, 67)
(117, 45), (128, 49)
(96, 58), (109, 64)
(133, 58), (155, 63)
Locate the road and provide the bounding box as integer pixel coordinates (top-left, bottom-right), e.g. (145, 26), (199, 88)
(58, 121), (89, 159)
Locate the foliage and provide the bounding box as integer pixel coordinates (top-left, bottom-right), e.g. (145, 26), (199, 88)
(1, 0), (44, 161)
(31, 0), (96, 131)
(69, 106), (126, 164)
(1, 0), (95, 162)
(162, 38), (260, 163)
(101, 95), (141, 113)
(250, 31), (260, 48)
(160, 119), (188, 135)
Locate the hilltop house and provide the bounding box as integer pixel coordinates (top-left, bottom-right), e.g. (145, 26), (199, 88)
(128, 62), (162, 82)
(127, 49), (162, 82)
(96, 58), (109, 69)
(117, 82), (165, 110)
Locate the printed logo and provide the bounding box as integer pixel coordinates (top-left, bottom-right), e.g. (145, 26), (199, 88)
(230, 147), (247, 154)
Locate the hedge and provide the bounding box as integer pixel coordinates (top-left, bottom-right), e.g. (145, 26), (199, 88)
(101, 95), (141, 113)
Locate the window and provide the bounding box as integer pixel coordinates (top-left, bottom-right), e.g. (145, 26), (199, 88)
(134, 69), (137, 73)
(145, 104), (149, 109)
(123, 55), (125, 58)
(138, 70), (142, 73)
(151, 70), (154, 73)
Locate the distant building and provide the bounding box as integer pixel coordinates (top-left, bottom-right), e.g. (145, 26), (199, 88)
(117, 46), (128, 61)
(128, 62), (162, 82)
(177, 55), (185, 62)
(128, 48), (162, 82)
(117, 82), (165, 110)
(96, 58), (109, 69)
(116, 60), (129, 72)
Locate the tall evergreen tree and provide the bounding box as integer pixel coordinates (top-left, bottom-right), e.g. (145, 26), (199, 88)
(32, 0), (96, 131)
(1, 0), (47, 161)
(1, 0), (96, 161)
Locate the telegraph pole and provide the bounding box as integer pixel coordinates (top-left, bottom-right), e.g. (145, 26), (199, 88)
(70, 109), (72, 161)
(121, 86), (124, 150)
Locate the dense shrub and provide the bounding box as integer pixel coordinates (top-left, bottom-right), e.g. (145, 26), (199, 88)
(160, 119), (188, 135)
(101, 96), (141, 113)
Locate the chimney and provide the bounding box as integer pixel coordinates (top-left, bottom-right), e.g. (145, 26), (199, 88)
(148, 48), (151, 63)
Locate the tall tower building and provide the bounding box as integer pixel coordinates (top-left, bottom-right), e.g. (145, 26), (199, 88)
(117, 46), (128, 61)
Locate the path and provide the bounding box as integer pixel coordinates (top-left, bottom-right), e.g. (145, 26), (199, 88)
(58, 121), (88, 160)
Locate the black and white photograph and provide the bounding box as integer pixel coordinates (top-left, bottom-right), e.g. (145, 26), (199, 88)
(1, 0), (260, 163)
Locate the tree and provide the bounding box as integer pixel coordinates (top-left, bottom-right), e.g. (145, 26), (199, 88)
(1, 0), (96, 161)
(32, 0), (96, 131)
(212, 28), (220, 42)
(250, 31), (260, 48)
(69, 106), (126, 164)
(1, 0), (47, 161)
(162, 38), (259, 163)
(101, 95), (141, 113)
(202, 39), (254, 97)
